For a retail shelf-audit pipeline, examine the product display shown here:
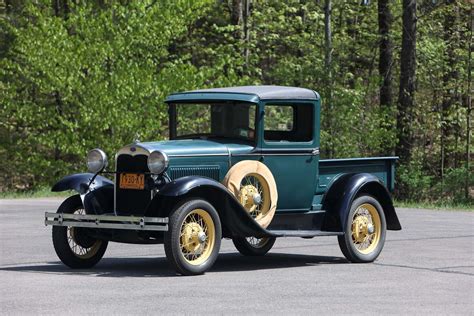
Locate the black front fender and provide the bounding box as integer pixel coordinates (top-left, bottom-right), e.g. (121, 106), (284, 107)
(322, 173), (402, 232)
(52, 173), (113, 194)
(146, 176), (269, 238)
(52, 173), (114, 215)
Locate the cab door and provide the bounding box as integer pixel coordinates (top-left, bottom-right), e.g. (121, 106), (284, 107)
(259, 101), (319, 211)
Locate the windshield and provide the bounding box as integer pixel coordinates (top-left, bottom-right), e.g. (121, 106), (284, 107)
(172, 102), (257, 142)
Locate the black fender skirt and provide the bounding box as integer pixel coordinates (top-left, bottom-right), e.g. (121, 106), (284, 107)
(321, 173), (402, 232)
(146, 176), (271, 238)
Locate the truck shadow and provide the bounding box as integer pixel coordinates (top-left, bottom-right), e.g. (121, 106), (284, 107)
(0, 253), (347, 278)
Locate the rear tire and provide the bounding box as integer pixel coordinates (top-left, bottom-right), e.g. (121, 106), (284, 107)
(232, 236), (276, 256)
(164, 199), (222, 275)
(338, 195), (386, 263)
(52, 195), (108, 269)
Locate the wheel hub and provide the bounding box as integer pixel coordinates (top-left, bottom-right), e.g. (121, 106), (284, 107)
(240, 185), (261, 210)
(70, 227), (96, 248)
(252, 193), (262, 205)
(181, 222), (206, 252)
(352, 216), (372, 243)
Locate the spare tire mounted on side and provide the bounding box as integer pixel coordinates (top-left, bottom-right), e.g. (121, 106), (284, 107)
(223, 160), (278, 229)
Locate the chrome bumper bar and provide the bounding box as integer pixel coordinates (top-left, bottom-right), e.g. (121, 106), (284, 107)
(44, 212), (168, 231)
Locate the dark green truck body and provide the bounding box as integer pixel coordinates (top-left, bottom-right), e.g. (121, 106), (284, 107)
(46, 85), (401, 275)
(50, 85), (401, 236)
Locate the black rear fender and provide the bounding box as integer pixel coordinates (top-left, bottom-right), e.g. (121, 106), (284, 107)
(322, 173), (401, 232)
(146, 176), (267, 238)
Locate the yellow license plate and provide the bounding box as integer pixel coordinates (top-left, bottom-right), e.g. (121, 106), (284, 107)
(119, 173), (145, 190)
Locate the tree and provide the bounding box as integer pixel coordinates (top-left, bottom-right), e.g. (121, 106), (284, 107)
(230, 0), (251, 72)
(465, 2), (472, 200)
(0, 1), (210, 189)
(378, 0), (393, 108)
(324, 0), (334, 158)
(440, 0), (461, 180)
(396, 0), (417, 167)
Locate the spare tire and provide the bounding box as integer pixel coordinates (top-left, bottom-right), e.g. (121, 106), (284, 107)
(223, 160), (278, 228)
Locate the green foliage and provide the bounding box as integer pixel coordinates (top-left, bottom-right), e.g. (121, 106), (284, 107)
(0, 0), (471, 206)
(435, 167), (474, 203)
(1, 0), (211, 189)
(399, 162), (473, 205)
(398, 160), (434, 201)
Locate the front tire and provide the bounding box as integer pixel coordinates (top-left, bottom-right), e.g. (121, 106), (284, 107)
(52, 195), (108, 269)
(164, 199), (222, 276)
(232, 236), (276, 256)
(338, 195), (386, 263)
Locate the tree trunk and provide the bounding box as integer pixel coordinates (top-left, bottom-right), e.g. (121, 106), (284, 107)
(243, 0), (250, 68)
(4, 0), (10, 14)
(231, 0), (244, 36)
(396, 0), (417, 167)
(231, 0), (248, 74)
(440, 1), (460, 180)
(324, 0), (332, 80)
(52, 0), (68, 19)
(324, 0), (333, 158)
(378, 0), (393, 108)
(466, 2), (472, 200)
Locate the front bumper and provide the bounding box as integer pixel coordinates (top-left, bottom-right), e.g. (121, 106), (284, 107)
(44, 212), (169, 231)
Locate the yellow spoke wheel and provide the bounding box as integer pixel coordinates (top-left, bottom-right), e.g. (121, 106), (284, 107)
(239, 173), (271, 220)
(338, 195), (386, 263)
(165, 199), (222, 276)
(350, 203), (381, 254)
(179, 209), (216, 265)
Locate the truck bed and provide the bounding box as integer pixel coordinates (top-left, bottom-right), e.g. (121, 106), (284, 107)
(317, 157), (397, 195)
(305, 156), (397, 211)
(268, 156), (398, 232)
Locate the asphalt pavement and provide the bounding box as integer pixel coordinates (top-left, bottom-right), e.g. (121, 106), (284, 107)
(0, 198), (473, 314)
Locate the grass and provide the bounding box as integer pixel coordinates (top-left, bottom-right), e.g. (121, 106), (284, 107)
(2, 188), (472, 212)
(394, 199), (474, 211)
(0, 187), (71, 199)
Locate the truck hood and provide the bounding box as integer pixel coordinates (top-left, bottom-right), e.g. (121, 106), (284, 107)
(117, 139), (253, 157)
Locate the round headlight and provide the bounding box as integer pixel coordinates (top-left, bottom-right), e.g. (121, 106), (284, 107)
(87, 149), (108, 173)
(147, 151), (169, 174)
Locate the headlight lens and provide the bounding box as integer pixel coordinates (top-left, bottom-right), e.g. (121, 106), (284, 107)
(147, 151), (169, 174)
(86, 149), (108, 173)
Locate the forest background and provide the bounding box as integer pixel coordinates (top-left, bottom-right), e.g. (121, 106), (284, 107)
(0, 0), (472, 207)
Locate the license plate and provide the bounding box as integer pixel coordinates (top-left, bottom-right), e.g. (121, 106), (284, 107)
(119, 173), (145, 190)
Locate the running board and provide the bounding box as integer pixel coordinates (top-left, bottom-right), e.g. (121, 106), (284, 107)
(44, 212), (168, 231)
(267, 230), (343, 238)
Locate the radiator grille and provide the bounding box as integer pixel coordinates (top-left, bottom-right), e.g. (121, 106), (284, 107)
(115, 154), (150, 216)
(168, 166), (220, 181)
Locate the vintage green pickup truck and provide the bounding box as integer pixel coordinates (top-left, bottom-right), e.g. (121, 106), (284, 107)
(45, 86), (401, 275)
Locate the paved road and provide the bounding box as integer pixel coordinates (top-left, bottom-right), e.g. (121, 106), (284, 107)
(0, 198), (472, 314)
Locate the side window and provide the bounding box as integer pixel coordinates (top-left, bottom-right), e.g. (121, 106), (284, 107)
(264, 105), (294, 131)
(264, 103), (313, 142)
